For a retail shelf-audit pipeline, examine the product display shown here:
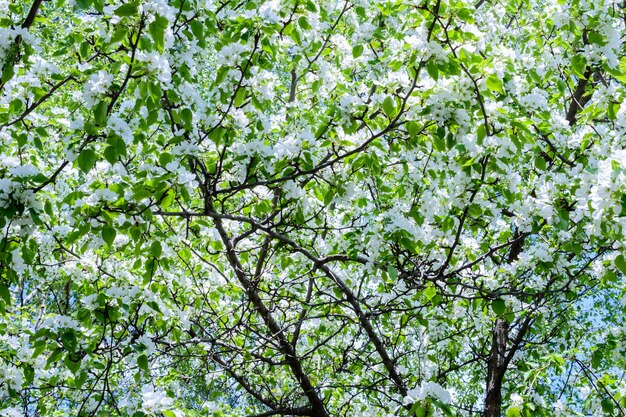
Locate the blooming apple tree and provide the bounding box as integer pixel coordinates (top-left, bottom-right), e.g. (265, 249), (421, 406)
(1, 0), (626, 416)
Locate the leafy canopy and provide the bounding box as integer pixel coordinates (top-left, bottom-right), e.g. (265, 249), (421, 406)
(1, 0), (626, 416)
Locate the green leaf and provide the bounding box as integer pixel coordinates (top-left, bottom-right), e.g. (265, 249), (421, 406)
(0, 282), (10, 306)
(189, 20), (204, 40)
(432, 399), (454, 417)
(1, 60), (15, 84)
(602, 269), (617, 285)
(414, 405), (427, 417)
(382, 96), (395, 117)
(234, 88), (246, 107)
(137, 354), (149, 372)
(608, 102), (619, 121)
(556, 208), (569, 230)
(64, 355), (81, 374)
(162, 411), (176, 417)
(92, 0), (104, 12)
(407, 121), (420, 137)
(75, 0), (92, 10)
(570, 54), (587, 78)
(424, 285), (437, 301)
(159, 189), (175, 208)
(159, 152), (173, 167)
(492, 299), (506, 316)
(46, 349), (64, 368)
(387, 265), (398, 280)
(60, 330), (78, 351)
(426, 60), (438, 81)
(214, 66), (229, 85)
(534, 156), (546, 171)
(504, 311), (515, 324)
(23, 365), (35, 385)
(486, 74), (503, 93)
(77, 149), (97, 173)
(477, 124), (486, 144)
(506, 406), (522, 417)
(44, 200), (54, 217)
(591, 349), (602, 368)
(615, 255), (626, 275)
(104, 146), (119, 164)
(601, 398), (615, 414)
(150, 241), (162, 258)
(305, 0), (317, 12)
(149, 15), (168, 52)
(93, 100), (108, 125)
(298, 16), (311, 30)
(79, 42), (90, 60)
(180, 108), (193, 131)
(147, 300), (162, 313)
(102, 226), (116, 246)
(323, 188), (334, 206)
(114, 138), (128, 156)
(114, 2), (139, 17)
(74, 371), (88, 388)
(352, 44), (364, 58)
(133, 186), (151, 201)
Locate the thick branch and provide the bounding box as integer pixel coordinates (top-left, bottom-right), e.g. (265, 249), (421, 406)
(22, 0), (43, 29)
(207, 201), (329, 417)
(565, 67), (593, 126)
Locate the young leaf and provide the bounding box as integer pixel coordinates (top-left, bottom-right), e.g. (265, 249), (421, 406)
(149, 15), (168, 52)
(234, 88), (246, 107)
(114, 2), (139, 17)
(298, 16), (311, 30)
(64, 355), (81, 374)
(505, 406), (522, 417)
(137, 354), (149, 372)
(426, 60), (439, 81)
(486, 74), (503, 93)
(352, 44), (364, 58)
(570, 54), (587, 78)
(77, 149), (97, 173)
(491, 299), (506, 316)
(102, 226), (116, 246)
(150, 241), (162, 258)
(382, 96), (395, 117)
(0, 282), (10, 306)
(93, 100), (108, 125)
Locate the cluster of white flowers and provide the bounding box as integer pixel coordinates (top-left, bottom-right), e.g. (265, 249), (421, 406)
(0, 177), (37, 213)
(405, 25), (445, 61)
(217, 42), (248, 66)
(8, 164), (39, 177)
(141, 0), (176, 22)
(258, 0), (281, 23)
(83, 70), (114, 107)
(518, 88), (549, 112)
(84, 188), (119, 206)
(404, 381), (452, 406)
(0, 365), (23, 398)
(41, 315), (82, 332)
(141, 385), (174, 414)
(0, 406), (23, 417)
(106, 114), (133, 143)
(147, 52), (172, 85)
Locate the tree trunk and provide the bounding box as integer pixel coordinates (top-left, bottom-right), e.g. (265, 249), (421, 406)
(484, 317), (509, 417)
